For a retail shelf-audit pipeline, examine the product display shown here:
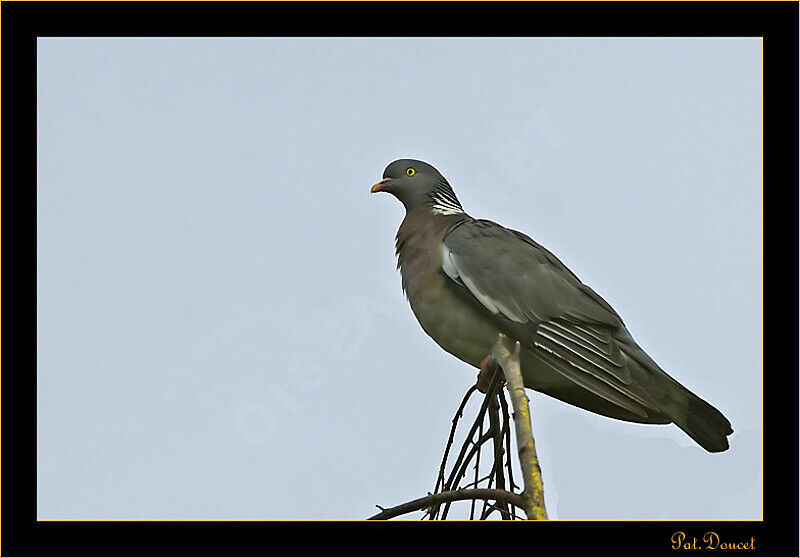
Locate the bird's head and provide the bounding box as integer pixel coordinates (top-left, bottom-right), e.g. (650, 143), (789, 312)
(371, 159), (464, 215)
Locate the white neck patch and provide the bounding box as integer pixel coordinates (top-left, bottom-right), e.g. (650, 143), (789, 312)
(429, 191), (464, 215)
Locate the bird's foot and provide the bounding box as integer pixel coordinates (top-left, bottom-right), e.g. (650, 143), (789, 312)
(476, 354), (496, 394)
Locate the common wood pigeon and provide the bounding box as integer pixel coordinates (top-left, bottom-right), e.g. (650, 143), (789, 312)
(371, 159), (732, 452)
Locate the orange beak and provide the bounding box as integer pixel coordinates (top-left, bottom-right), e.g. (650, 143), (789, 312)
(370, 178), (393, 193)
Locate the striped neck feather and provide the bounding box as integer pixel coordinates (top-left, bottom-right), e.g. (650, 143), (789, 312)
(427, 179), (464, 215)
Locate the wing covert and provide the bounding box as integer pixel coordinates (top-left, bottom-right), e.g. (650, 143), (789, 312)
(442, 219), (622, 327)
(441, 219), (658, 416)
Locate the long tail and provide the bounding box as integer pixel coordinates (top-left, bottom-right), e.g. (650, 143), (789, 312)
(660, 381), (733, 453)
(620, 339), (733, 452)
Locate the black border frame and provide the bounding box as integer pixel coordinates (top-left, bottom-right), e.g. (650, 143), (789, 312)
(3, 1), (797, 556)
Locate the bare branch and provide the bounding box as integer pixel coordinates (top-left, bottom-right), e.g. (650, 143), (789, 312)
(490, 334), (548, 520)
(436, 369), (502, 519)
(434, 384), (478, 496)
(368, 488), (525, 520)
(488, 389), (511, 519)
(374, 335), (547, 521)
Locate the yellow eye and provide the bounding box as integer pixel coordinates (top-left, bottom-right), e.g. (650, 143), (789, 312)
(406, 167), (416, 176)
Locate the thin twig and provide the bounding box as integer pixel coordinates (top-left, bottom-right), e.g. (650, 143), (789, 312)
(460, 471), (494, 490)
(368, 488), (525, 520)
(470, 420), (483, 520)
(446, 371), (500, 488)
(436, 366), (502, 519)
(498, 389), (518, 519)
(380, 341), (544, 521)
(480, 500), (513, 520)
(440, 430), (493, 519)
(480, 466), (495, 520)
(488, 388), (511, 519)
(434, 384), (479, 496)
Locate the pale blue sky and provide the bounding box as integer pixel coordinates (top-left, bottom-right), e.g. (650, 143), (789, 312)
(37, 38), (761, 520)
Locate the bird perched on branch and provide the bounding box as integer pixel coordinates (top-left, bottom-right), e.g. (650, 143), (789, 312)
(371, 158), (732, 452)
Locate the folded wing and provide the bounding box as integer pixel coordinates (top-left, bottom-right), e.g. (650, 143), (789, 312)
(441, 219), (660, 418)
